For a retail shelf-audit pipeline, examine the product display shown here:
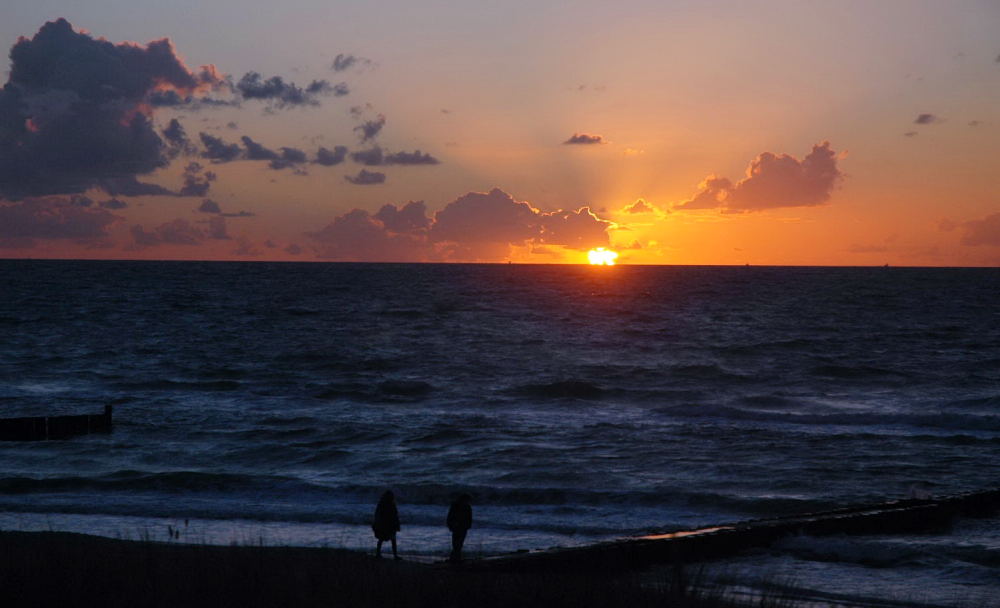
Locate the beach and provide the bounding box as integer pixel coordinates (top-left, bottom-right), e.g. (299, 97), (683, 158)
(0, 530), (757, 608)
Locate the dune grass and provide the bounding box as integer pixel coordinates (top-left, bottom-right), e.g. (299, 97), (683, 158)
(0, 531), (792, 608)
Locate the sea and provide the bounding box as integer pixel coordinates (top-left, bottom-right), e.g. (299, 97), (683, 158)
(1, 260), (998, 606)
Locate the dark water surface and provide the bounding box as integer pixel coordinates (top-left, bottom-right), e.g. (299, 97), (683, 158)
(1, 260), (998, 604)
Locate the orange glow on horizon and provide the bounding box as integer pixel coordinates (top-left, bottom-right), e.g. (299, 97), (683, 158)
(587, 248), (618, 265)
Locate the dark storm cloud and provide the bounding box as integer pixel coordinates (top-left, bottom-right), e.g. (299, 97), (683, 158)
(384, 150), (440, 165)
(0, 18), (225, 200)
(914, 113), (941, 125)
(316, 145), (348, 166)
(200, 133), (242, 162)
(235, 72), (334, 108)
(344, 169), (386, 185)
(563, 133), (606, 145)
(674, 143), (843, 212)
(0, 197), (119, 243)
(354, 115), (386, 142)
(351, 147), (385, 166)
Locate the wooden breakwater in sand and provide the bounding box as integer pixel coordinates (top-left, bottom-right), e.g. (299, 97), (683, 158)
(466, 488), (1000, 573)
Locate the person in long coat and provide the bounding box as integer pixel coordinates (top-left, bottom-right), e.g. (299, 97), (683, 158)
(372, 490), (401, 559)
(446, 493), (472, 562)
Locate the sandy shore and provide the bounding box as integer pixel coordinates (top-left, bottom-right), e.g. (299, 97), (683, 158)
(0, 530), (750, 608)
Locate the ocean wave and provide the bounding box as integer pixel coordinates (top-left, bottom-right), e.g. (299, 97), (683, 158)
(313, 379), (434, 402)
(775, 535), (926, 568)
(510, 380), (605, 400)
(654, 403), (1000, 432)
(113, 379), (242, 392)
(809, 365), (910, 380)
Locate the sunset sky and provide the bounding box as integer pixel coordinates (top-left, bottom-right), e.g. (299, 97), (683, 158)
(2, 0), (998, 265)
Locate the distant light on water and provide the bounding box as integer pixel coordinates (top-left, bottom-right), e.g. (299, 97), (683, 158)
(587, 248), (618, 265)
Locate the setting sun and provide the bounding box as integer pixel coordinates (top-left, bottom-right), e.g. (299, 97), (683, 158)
(587, 248), (618, 265)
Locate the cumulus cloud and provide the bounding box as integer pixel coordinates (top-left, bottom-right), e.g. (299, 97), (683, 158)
(354, 115), (386, 142)
(235, 72), (335, 108)
(242, 136), (280, 161)
(914, 113), (941, 125)
(270, 147), (307, 170)
(349, 147), (440, 166)
(351, 147), (385, 166)
(375, 201), (432, 233)
(200, 133), (242, 162)
(0, 198), (119, 245)
(538, 207), (612, 251)
(130, 218), (205, 247)
(179, 162), (216, 196)
(208, 216), (229, 239)
(99, 176), (176, 197)
(332, 54), (373, 72)
(316, 145), (348, 166)
(198, 199), (222, 214)
(675, 176), (733, 210)
(622, 199), (657, 214)
(564, 133), (606, 145)
(675, 143), (843, 212)
(307, 188), (614, 262)
(430, 188), (540, 248)
(958, 212), (1000, 246)
(384, 150), (440, 165)
(233, 236), (260, 256)
(308, 203), (429, 261)
(163, 118), (193, 156)
(345, 169), (386, 185)
(0, 19), (225, 200)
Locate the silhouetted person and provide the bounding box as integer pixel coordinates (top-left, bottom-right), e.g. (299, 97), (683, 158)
(447, 493), (472, 562)
(372, 490), (401, 560)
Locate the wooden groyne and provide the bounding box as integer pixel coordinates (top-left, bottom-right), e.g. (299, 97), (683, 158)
(466, 489), (1000, 573)
(0, 403), (114, 441)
